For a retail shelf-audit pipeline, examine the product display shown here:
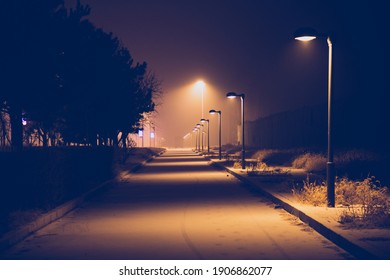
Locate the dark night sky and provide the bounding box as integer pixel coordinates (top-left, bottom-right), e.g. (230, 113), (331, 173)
(66, 0), (389, 146)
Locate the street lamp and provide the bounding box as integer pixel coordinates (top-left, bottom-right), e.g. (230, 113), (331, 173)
(195, 80), (206, 118)
(196, 123), (203, 152)
(294, 27), (335, 207)
(200, 118), (210, 154)
(209, 109), (222, 160)
(226, 92), (246, 169)
(193, 127), (199, 151)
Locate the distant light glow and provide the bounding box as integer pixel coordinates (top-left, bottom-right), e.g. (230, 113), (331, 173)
(138, 129), (143, 137)
(295, 36), (316, 42)
(22, 118), (27, 126)
(150, 132), (155, 139)
(195, 80), (205, 89)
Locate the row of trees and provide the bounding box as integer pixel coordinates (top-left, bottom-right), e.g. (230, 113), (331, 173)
(0, 0), (160, 149)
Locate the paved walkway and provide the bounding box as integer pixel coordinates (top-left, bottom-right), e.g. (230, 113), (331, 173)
(1, 149), (352, 259)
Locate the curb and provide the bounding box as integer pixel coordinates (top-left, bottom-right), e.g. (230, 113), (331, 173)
(209, 159), (378, 260)
(0, 149), (165, 253)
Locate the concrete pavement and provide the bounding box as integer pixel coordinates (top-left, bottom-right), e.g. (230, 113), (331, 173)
(1, 149), (352, 259)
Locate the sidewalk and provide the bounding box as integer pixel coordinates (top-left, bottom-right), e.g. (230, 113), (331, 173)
(209, 158), (390, 260)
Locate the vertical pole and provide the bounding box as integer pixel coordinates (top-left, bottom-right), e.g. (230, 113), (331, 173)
(241, 95), (246, 169)
(195, 130), (198, 151)
(142, 126), (144, 147)
(149, 123), (151, 147)
(207, 120), (210, 154)
(201, 86), (204, 119)
(218, 112), (222, 160)
(201, 125), (204, 152)
(198, 129), (200, 152)
(327, 36), (335, 207)
(153, 127), (156, 147)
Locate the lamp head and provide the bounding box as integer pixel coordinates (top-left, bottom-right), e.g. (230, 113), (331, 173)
(294, 27), (318, 42)
(209, 109), (216, 114)
(226, 92), (238, 99)
(200, 118), (206, 123)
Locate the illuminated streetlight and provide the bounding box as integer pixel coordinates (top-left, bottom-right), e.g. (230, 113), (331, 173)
(209, 109), (222, 160)
(200, 118), (210, 154)
(192, 128), (199, 151)
(226, 92), (246, 169)
(198, 123), (204, 152)
(294, 27), (335, 207)
(195, 80), (205, 118)
(196, 123), (203, 152)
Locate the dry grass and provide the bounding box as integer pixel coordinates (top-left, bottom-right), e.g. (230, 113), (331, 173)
(291, 150), (379, 173)
(293, 176), (390, 227)
(292, 153), (326, 172)
(232, 161), (244, 169)
(292, 178), (327, 206)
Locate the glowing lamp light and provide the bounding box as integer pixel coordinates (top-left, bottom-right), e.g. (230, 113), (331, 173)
(195, 80), (205, 89)
(294, 27), (318, 42)
(22, 118), (27, 126)
(295, 36), (316, 42)
(209, 109), (216, 114)
(138, 129), (143, 137)
(150, 132), (155, 139)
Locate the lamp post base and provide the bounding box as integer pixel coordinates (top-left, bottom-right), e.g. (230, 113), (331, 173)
(327, 162), (335, 207)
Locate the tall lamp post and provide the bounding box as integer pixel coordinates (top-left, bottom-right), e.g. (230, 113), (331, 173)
(196, 123), (202, 152)
(226, 92), (246, 169)
(200, 118), (210, 154)
(195, 80), (206, 118)
(294, 27), (335, 207)
(209, 109), (222, 160)
(193, 128), (198, 151)
(197, 123), (204, 152)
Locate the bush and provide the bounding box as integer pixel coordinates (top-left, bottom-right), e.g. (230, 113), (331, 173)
(292, 178), (327, 206)
(291, 150), (380, 173)
(338, 177), (390, 227)
(251, 149), (303, 166)
(233, 161), (242, 169)
(292, 153), (326, 172)
(293, 176), (390, 227)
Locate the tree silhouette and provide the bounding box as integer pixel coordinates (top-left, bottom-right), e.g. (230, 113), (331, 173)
(0, 0), (66, 149)
(0, 0), (159, 148)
